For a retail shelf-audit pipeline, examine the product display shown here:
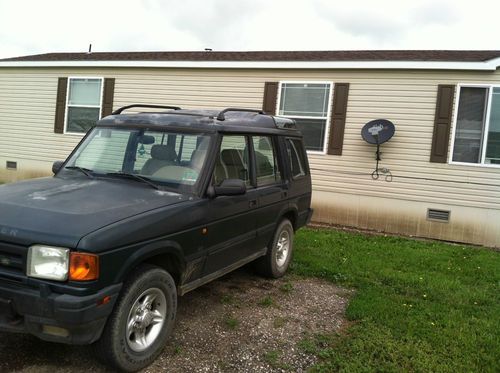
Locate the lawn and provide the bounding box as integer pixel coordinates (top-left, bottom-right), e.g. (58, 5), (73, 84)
(292, 228), (500, 373)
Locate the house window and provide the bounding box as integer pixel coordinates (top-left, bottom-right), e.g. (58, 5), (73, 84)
(65, 78), (103, 134)
(452, 85), (500, 165)
(278, 82), (332, 153)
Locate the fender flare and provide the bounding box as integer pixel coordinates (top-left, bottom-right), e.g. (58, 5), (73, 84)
(114, 240), (186, 283)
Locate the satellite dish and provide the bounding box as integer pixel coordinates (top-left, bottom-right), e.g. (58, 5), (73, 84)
(361, 119), (395, 145)
(361, 119), (395, 181)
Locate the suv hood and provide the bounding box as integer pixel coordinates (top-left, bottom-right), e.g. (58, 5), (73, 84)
(0, 176), (190, 248)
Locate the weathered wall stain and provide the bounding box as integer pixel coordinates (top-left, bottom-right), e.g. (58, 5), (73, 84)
(311, 191), (499, 248)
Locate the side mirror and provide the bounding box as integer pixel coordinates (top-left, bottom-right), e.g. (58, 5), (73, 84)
(52, 161), (64, 174)
(207, 179), (246, 198)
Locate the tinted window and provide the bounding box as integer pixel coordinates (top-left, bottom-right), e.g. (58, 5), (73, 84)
(253, 136), (281, 186)
(213, 136), (251, 186)
(287, 139), (307, 178)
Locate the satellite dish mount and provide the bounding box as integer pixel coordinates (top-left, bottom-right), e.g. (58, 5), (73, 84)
(361, 119), (395, 181)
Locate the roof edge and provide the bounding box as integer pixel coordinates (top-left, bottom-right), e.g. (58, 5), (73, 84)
(0, 58), (499, 70)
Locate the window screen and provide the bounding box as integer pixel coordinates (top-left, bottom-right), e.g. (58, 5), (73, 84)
(452, 87), (487, 163)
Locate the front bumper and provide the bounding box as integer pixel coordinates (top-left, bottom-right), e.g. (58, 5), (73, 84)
(0, 278), (121, 344)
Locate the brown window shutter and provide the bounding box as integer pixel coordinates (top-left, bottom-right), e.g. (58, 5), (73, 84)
(101, 78), (115, 117)
(54, 77), (68, 134)
(327, 83), (350, 155)
(262, 82), (279, 114)
(430, 85), (455, 163)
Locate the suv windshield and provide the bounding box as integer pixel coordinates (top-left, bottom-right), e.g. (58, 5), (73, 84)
(63, 127), (211, 192)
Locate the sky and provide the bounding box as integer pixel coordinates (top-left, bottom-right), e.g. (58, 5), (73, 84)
(0, 0), (499, 59)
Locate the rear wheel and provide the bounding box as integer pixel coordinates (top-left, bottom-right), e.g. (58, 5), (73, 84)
(255, 219), (294, 278)
(94, 265), (177, 372)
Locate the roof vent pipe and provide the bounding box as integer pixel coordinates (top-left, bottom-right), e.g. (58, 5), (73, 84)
(88, 44), (92, 54)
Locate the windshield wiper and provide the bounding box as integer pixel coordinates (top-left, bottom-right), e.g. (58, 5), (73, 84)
(105, 172), (160, 190)
(65, 166), (94, 178)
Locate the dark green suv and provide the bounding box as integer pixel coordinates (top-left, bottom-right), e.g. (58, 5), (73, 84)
(0, 105), (312, 371)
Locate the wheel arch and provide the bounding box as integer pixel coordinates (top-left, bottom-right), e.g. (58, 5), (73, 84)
(115, 240), (186, 286)
(281, 208), (298, 231)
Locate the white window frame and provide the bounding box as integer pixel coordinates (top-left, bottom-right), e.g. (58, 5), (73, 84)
(64, 76), (104, 135)
(276, 81), (334, 155)
(449, 83), (500, 168)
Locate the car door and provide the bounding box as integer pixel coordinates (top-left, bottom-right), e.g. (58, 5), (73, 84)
(203, 135), (260, 275)
(251, 135), (288, 249)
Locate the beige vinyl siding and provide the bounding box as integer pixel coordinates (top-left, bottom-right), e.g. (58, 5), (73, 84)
(0, 67), (500, 245)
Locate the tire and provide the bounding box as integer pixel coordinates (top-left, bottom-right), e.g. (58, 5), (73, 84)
(93, 265), (177, 372)
(255, 219), (294, 278)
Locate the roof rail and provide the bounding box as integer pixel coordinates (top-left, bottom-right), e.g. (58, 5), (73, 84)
(112, 104), (181, 115)
(216, 108), (266, 121)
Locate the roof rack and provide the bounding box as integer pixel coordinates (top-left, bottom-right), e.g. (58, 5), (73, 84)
(216, 108), (266, 121)
(112, 104), (181, 115)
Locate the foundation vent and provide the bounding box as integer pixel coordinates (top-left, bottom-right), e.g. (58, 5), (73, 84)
(427, 208), (450, 222)
(6, 161), (17, 170)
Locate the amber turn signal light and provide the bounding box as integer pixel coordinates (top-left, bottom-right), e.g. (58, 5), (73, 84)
(69, 253), (99, 281)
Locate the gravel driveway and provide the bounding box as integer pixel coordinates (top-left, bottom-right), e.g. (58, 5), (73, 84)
(0, 268), (350, 372)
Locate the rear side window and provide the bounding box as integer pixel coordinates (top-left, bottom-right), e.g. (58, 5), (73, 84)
(286, 139), (307, 178)
(253, 136), (281, 186)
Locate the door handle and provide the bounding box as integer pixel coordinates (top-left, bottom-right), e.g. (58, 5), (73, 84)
(249, 199), (258, 208)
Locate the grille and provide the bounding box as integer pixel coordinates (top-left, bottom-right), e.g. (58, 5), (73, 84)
(0, 242), (26, 275)
(427, 209), (451, 222)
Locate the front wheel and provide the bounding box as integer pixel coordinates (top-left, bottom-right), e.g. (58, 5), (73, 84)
(94, 265), (177, 372)
(255, 219), (294, 278)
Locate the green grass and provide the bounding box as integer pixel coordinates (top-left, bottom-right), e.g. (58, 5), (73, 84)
(263, 350), (291, 370)
(292, 228), (500, 373)
(224, 315), (239, 330)
(258, 295), (275, 307)
(273, 316), (288, 328)
(279, 282), (294, 293)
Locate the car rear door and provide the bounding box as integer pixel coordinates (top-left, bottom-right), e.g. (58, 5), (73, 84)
(251, 135), (288, 249)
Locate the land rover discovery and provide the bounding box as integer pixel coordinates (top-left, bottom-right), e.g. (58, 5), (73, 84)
(0, 105), (312, 371)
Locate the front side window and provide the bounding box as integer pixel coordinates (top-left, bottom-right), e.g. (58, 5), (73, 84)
(452, 86), (500, 165)
(278, 82), (332, 152)
(66, 78), (103, 134)
(213, 136), (251, 186)
(65, 127), (210, 191)
(253, 136), (281, 186)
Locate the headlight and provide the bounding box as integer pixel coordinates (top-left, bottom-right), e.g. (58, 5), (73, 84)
(27, 245), (69, 281)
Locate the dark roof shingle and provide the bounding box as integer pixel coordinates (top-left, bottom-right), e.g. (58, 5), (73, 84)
(2, 50), (500, 62)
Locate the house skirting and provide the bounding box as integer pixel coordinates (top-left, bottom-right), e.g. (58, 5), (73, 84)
(311, 190), (499, 248)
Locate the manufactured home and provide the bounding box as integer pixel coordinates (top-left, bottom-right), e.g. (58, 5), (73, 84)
(0, 50), (499, 247)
